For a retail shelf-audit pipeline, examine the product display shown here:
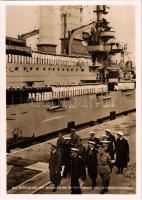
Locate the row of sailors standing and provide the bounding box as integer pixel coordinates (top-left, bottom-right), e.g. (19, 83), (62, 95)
(27, 84), (108, 102)
(114, 82), (135, 90)
(52, 84), (108, 98)
(28, 92), (53, 102)
(6, 53), (92, 67)
(49, 129), (130, 194)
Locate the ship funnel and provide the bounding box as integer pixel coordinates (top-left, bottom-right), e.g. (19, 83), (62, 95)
(37, 6), (61, 53)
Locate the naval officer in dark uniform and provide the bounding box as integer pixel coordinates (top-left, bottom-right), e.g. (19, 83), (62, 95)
(105, 129), (116, 160)
(71, 147), (84, 194)
(88, 131), (100, 146)
(62, 136), (71, 178)
(115, 131), (130, 174)
(86, 141), (98, 189)
(56, 132), (65, 166)
(49, 143), (62, 192)
(73, 138), (87, 181)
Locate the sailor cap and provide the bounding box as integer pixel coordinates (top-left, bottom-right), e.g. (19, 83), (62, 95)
(71, 128), (76, 132)
(71, 148), (79, 152)
(101, 140), (110, 144)
(117, 131), (124, 136)
(89, 131), (95, 134)
(88, 141), (96, 145)
(64, 136), (71, 140)
(106, 129), (111, 133)
(102, 134), (109, 138)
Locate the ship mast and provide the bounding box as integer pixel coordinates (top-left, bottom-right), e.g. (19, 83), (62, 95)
(82, 5), (126, 81)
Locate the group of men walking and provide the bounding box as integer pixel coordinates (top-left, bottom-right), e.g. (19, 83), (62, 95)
(49, 128), (130, 194)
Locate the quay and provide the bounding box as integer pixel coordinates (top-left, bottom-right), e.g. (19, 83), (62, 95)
(7, 112), (136, 194)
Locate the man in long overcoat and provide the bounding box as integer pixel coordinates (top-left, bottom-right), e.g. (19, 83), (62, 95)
(105, 129), (116, 160)
(86, 141), (98, 189)
(71, 147), (84, 194)
(73, 138), (87, 181)
(56, 132), (65, 165)
(115, 131), (130, 174)
(62, 136), (71, 178)
(49, 144), (62, 192)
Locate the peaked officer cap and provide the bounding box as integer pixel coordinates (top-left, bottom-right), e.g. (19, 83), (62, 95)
(106, 129), (111, 133)
(64, 136), (71, 140)
(117, 131), (124, 136)
(89, 131), (96, 135)
(88, 141), (96, 145)
(71, 148), (79, 152)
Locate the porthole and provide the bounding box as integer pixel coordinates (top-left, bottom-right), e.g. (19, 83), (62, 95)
(30, 67), (33, 71)
(71, 69), (73, 71)
(76, 69), (78, 71)
(36, 68), (39, 71)
(62, 68), (64, 71)
(49, 68), (50, 71)
(58, 68), (60, 71)
(15, 67), (18, 71)
(53, 68), (55, 71)
(43, 68), (45, 71)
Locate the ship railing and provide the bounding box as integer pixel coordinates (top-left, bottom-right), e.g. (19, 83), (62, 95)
(6, 53), (92, 67)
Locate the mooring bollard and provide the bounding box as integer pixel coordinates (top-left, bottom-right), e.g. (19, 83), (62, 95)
(110, 111), (116, 120)
(67, 121), (75, 133)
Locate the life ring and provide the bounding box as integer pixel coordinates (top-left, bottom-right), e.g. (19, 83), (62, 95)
(9, 66), (15, 72)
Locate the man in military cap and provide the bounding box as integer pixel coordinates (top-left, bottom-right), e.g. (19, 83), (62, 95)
(105, 129), (116, 160)
(56, 133), (65, 166)
(97, 141), (112, 194)
(62, 136), (71, 178)
(49, 143), (62, 192)
(115, 131), (130, 174)
(70, 128), (80, 147)
(71, 147), (84, 194)
(86, 141), (98, 189)
(57, 132), (65, 149)
(89, 131), (100, 147)
(74, 138), (87, 181)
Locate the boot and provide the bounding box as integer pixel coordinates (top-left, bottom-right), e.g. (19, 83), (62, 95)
(100, 180), (109, 194)
(104, 180), (109, 193)
(100, 180), (106, 194)
(92, 180), (96, 190)
(52, 184), (57, 192)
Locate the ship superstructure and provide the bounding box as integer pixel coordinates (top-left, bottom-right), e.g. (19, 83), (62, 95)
(6, 5), (135, 142)
(6, 5), (135, 90)
(82, 5), (135, 81)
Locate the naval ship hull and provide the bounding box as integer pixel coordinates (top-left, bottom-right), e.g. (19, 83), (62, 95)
(7, 89), (135, 140)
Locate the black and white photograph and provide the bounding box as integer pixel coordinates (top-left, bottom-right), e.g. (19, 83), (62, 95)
(0, 0), (141, 199)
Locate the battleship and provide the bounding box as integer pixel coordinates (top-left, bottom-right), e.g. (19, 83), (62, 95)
(6, 5), (135, 146)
